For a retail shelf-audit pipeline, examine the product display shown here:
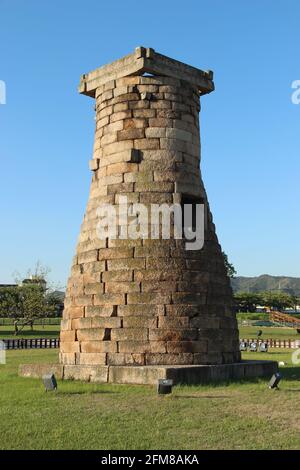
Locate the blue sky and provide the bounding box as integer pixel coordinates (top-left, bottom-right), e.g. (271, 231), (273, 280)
(0, 0), (299, 286)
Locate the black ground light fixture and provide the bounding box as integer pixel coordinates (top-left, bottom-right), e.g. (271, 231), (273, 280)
(157, 379), (173, 395)
(43, 373), (57, 392)
(256, 330), (263, 337)
(268, 372), (282, 390)
(259, 342), (268, 352)
(239, 341), (248, 351)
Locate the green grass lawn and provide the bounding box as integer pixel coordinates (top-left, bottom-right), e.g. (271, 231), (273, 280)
(0, 324), (60, 339)
(239, 325), (299, 341)
(0, 349), (299, 450)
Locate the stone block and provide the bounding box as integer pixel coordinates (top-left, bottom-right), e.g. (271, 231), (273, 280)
(118, 341), (151, 353)
(108, 258), (145, 270)
(64, 306), (84, 319)
(166, 127), (193, 142)
(91, 317), (121, 328)
(117, 304), (163, 317)
(111, 328), (148, 341)
(107, 182), (134, 194)
(60, 319), (72, 330)
(132, 109), (156, 118)
(80, 341), (117, 353)
(129, 100), (150, 110)
(107, 353), (145, 366)
(139, 192), (173, 204)
(19, 364), (64, 380)
(84, 283), (104, 295)
(76, 328), (106, 341)
(103, 140), (133, 156)
(150, 100), (171, 109)
(158, 316), (190, 328)
(76, 353), (107, 365)
(113, 102), (129, 112)
(108, 365), (165, 384)
(72, 317), (92, 329)
(106, 162), (138, 176)
(64, 365), (109, 382)
(83, 261), (106, 274)
(149, 328), (198, 342)
(145, 353), (194, 365)
(85, 305), (117, 317)
(134, 269), (181, 282)
(59, 353), (76, 365)
(145, 127), (166, 138)
(127, 292), (171, 305)
(60, 341), (80, 353)
(167, 340), (207, 353)
(60, 330), (76, 342)
(73, 295), (93, 306)
(135, 181), (174, 192)
(105, 281), (140, 293)
(98, 104), (113, 118)
(141, 281), (176, 293)
(77, 249), (98, 264)
(122, 317), (158, 329)
(100, 133), (118, 146)
(94, 293), (125, 306)
(118, 128), (145, 140)
(172, 292), (206, 305)
(110, 110), (132, 123)
(124, 118), (148, 129)
(134, 138), (160, 150)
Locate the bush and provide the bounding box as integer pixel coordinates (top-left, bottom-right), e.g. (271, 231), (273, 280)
(237, 312), (270, 321)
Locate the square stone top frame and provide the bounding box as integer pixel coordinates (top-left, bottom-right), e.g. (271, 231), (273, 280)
(79, 47), (214, 97)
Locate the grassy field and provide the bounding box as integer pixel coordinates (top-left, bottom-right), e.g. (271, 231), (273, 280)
(0, 348), (299, 450)
(0, 324), (60, 339)
(239, 326), (299, 340)
(1, 323), (298, 341)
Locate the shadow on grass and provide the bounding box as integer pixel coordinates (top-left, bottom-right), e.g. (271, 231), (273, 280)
(56, 390), (120, 396)
(279, 366), (300, 381)
(173, 395), (231, 399)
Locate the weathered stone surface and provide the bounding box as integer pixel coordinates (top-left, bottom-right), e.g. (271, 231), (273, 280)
(76, 328), (106, 341)
(19, 364), (64, 380)
(111, 328), (148, 341)
(60, 48), (241, 372)
(64, 365), (109, 383)
(85, 305), (116, 317)
(19, 361), (278, 385)
(76, 353), (107, 365)
(60, 330), (76, 342)
(60, 341), (80, 353)
(80, 341), (117, 353)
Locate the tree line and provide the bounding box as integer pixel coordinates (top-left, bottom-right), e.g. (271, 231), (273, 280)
(234, 291), (299, 313)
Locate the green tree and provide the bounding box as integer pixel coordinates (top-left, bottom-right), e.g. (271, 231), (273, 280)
(262, 291), (294, 311)
(234, 291), (263, 312)
(0, 285), (61, 334)
(222, 251), (237, 278)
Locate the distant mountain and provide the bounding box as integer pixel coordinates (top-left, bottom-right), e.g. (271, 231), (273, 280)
(231, 275), (300, 296)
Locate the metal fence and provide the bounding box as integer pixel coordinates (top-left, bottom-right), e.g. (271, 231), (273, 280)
(2, 338), (60, 349)
(241, 338), (300, 349)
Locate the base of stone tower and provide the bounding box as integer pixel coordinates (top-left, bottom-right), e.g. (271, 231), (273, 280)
(19, 360), (278, 385)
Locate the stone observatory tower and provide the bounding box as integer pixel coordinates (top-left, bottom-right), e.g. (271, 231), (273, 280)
(60, 47), (242, 383)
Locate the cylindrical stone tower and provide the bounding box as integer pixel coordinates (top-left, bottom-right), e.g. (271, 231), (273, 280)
(60, 47), (241, 377)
